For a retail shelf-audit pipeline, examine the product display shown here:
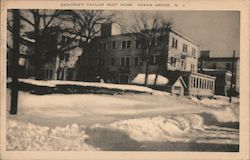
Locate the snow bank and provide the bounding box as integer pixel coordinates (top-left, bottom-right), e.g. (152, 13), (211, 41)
(7, 119), (96, 151)
(131, 73), (169, 85)
(19, 79), (56, 87)
(107, 114), (204, 142)
(208, 107), (238, 122)
(90, 114), (238, 145)
(190, 97), (239, 122)
(18, 78), (170, 96)
(49, 80), (155, 93)
(19, 78), (154, 93)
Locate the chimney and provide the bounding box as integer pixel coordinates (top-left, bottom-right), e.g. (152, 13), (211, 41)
(101, 23), (112, 37)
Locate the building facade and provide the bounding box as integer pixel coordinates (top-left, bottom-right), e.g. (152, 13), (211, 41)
(84, 23), (215, 97)
(11, 27), (82, 81)
(198, 50), (239, 96)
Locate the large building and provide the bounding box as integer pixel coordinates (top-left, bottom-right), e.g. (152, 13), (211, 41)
(198, 50), (239, 96)
(82, 23), (216, 97)
(8, 27), (82, 81)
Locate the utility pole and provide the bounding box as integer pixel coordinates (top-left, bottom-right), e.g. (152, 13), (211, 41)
(229, 51), (235, 103)
(9, 9), (20, 114)
(144, 48), (149, 86)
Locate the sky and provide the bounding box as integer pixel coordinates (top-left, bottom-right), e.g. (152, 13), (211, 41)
(8, 10), (240, 58)
(115, 11), (240, 57)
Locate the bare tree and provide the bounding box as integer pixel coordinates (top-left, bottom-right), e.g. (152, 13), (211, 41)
(8, 10), (60, 79)
(9, 9), (21, 115)
(122, 13), (172, 86)
(7, 9), (83, 80)
(58, 10), (116, 81)
(153, 20), (172, 86)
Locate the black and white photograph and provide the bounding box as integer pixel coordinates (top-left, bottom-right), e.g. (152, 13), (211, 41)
(1, 0), (249, 159)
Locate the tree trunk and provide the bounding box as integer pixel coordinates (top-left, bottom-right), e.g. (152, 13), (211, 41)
(33, 10), (43, 80)
(144, 48), (149, 86)
(9, 9), (21, 115)
(154, 32), (170, 86)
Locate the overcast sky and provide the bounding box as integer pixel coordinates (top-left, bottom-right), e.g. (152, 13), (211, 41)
(116, 11), (240, 57)
(9, 10), (240, 58)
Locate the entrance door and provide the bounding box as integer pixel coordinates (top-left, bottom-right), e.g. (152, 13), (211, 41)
(172, 86), (183, 96)
(119, 74), (129, 84)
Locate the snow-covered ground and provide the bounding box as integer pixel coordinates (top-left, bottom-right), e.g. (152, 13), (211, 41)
(6, 80), (239, 151)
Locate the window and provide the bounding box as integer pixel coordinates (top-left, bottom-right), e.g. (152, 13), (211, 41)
(157, 36), (162, 45)
(199, 79), (202, 89)
(150, 38), (157, 46)
(122, 40), (132, 49)
(192, 48), (196, 58)
(212, 63), (217, 69)
(183, 44), (188, 53)
(170, 57), (177, 66)
(226, 63), (231, 70)
(181, 60), (184, 68)
(98, 43), (102, 51)
(172, 38), (175, 47)
(101, 42), (107, 51)
(122, 41), (126, 49)
(127, 40), (132, 48)
(192, 77), (196, 88)
(136, 40), (141, 49)
(121, 57), (130, 66)
(112, 41), (116, 49)
(43, 68), (53, 79)
(111, 58), (115, 65)
(155, 55), (160, 64)
(170, 57), (174, 65)
(175, 39), (178, 49)
(196, 78), (199, 88)
(149, 55), (154, 65)
(149, 55), (160, 65)
(121, 57), (125, 66)
(135, 57), (140, 66)
(126, 57), (130, 66)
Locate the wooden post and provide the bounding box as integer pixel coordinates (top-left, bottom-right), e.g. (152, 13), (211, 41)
(9, 10), (20, 114)
(229, 51), (235, 103)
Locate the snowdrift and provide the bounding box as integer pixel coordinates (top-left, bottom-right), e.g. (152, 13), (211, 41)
(7, 113), (239, 151)
(6, 119), (96, 151)
(109, 114), (204, 142)
(91, 114), (239, 145)
(191, 97), (239, 122)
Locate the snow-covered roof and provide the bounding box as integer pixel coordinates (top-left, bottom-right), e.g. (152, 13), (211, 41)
(131, 74), (169, 86)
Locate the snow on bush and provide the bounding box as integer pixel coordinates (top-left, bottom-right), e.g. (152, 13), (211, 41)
(107, 114), (205, 142)
(207, 106), (238, 122)
(19, 78), (154, 93)
(6, 119), (96, 151)
(131, 73), (169, 85)
(190, 97), (239, 122)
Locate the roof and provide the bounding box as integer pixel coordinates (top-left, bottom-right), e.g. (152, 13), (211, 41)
(199, 57), (239, 61)
(163, 70), (216, 81)
(170, 28), (199, 46)
(198, 69), (232, 76)
(95, 27), (199, 46)
(166, 75), (187, 88)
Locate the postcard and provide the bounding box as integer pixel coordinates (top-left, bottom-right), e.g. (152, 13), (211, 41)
(0, 0), (249, 159)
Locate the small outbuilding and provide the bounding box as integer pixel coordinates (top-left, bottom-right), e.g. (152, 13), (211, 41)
(132, 73), (187, 96)
(165, 75), (187, 96)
